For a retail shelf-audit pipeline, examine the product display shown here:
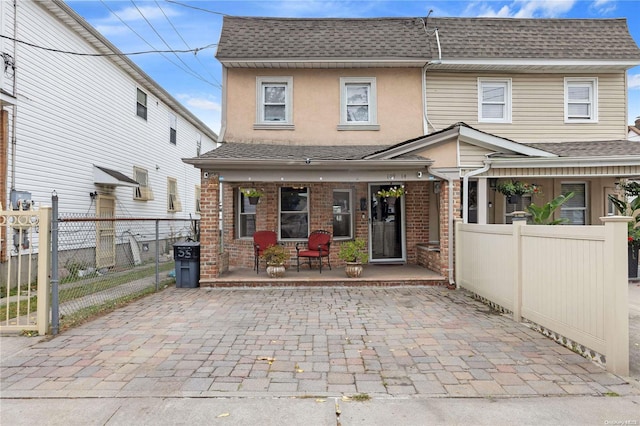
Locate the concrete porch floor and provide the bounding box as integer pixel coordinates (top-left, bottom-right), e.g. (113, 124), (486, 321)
(202, 263), (448, 287)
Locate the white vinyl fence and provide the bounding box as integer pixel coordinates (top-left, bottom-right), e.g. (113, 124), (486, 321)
(455, 217), (630, 375)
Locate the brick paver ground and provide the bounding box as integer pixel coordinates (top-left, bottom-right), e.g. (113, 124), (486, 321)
(1, 287), (637, 398)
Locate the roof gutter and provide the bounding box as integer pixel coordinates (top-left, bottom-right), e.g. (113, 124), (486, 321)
(182, 158), (433, 170)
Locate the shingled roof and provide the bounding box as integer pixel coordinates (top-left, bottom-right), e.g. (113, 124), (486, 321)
(198, 143), (390, 161)
(525, 140), (640, 157)
(216, 16), (640, 62)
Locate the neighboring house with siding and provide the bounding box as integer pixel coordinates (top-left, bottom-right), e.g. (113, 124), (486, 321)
(0, 1), (217, 270)
(629, 118), (640, 141)
(185, 16), (640, 285)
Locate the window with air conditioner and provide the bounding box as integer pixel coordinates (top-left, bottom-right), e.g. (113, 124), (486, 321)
(167, 177), (182, 212)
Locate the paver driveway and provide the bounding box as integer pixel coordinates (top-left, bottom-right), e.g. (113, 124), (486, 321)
(1, 287), (636, 398)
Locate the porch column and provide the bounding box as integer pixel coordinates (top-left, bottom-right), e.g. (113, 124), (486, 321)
(199, 172), (220, 280)
(477, 178), (487, 224)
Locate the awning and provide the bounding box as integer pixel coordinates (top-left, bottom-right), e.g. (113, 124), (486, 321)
(93, 165), (139, 187)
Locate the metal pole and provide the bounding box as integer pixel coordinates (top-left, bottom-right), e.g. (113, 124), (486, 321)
(155, 219), (159, 291)
(51, 191), (59, 335)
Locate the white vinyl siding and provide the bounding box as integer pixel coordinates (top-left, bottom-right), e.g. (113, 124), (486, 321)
(338, 77), (379, 130)
(478, 78), (511, 123)
(565, 78), (598, 123)
(255, 76), (293, 128)
(425, 73), (625, 142)
(8, 0), (215, 221)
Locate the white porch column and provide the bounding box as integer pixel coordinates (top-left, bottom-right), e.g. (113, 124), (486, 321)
(477, 178), (487, 225)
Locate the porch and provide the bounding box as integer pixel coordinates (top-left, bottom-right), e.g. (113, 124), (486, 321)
(201, 263), (448, 288)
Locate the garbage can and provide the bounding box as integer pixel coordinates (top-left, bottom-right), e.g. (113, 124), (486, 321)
(173, 241), (200, 288)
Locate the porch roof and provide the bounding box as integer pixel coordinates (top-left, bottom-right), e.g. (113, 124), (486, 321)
(524, 140), (640, 157)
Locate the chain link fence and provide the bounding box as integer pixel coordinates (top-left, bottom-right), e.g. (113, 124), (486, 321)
(55, 213), (198, 329)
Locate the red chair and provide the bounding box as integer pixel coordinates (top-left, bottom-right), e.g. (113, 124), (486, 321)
(253, 231), (278, 274)
(296, 230), (332, 273)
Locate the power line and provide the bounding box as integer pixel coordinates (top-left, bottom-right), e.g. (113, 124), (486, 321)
(164, 0), (228, 16)
(0, 34), (216, 57)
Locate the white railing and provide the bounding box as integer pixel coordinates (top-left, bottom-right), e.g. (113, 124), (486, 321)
(455, 217), (630, 375)
(0, 205), (51, 335)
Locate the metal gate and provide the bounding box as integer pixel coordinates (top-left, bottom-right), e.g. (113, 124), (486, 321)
(0, 204), (51, 335)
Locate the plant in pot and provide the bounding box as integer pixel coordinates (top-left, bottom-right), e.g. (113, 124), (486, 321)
(608, 185), (640, 278)
(242, 188), (264, 205)
(261, 244), (289, 278)
(338, 239), (369, 278)
(496, 180), (541, 204)
(377, 186), (405, 204)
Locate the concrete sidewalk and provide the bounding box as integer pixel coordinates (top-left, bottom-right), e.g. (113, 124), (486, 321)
(1, 285), (639, 425)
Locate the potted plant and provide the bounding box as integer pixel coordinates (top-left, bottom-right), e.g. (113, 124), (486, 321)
(261, 244), (289, 278)
(496, 180), (541, 204)
(242, 188), (264, 205)
(377, 186), (405, 204)
(338, 239), (368, 278)
(608, 186), (640, 278)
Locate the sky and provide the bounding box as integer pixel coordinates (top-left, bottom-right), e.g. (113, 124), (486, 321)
(66, 0), (640, 135)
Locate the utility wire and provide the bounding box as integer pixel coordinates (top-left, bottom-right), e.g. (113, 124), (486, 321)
(155, 0), (221, 87)
(0, 34), (216, 57)
(164, 0), (228, 16)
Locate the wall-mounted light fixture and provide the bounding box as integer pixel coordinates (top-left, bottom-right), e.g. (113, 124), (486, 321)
(89, 191), (98, 199)
(489, 178), (497, 189)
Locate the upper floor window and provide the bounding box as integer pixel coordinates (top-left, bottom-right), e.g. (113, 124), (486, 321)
(196, 133), (202, 156)
(338, 77), (379, 130)
(478, 78), (511, 123)
(333, 189), (353, 240)
(565, 78), (598, 123)
(169, 112), (177, 144)
(255, 76), (293, 129)
(133, 166), (153, 201)
(136, 88), (147, 120)
(560, 182), (587, 225)
(280, 187), (308, 240)
(167, 177), (182, 212)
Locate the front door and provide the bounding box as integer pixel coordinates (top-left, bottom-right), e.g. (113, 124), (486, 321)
(369, 184), (405, 262)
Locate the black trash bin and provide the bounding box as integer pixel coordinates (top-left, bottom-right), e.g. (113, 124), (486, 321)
(173, 241), (200, 288)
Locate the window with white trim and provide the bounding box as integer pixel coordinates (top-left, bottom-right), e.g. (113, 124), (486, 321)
(565, 78), (598, 122)
(167, 177), (182, 212)
(339, 77), (378, 130)
(333, 189), (353, 240)
(478, 78), (511, 123)
(560, 183), (587, 225)
(169, 112), (177, 144)
(255, 76), (293, 127)
(279, 187), (309, 240)
(136, 88), (147, 120)
(133, 167), (153, 201)
(195, 185), (201, 213)
(237, 190), (256, 239)
(196, 133), (202, 156)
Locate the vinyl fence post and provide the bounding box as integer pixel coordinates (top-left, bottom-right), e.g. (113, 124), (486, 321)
(51, 192), (59, 335)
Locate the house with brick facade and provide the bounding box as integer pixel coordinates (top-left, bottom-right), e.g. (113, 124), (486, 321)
(185, 16), (640, 286)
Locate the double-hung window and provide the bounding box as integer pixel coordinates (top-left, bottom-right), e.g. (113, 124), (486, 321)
(167, 177), (182, 212)
(279, 187), (309, 240)
(133, 167), (153, 201)
(238, 189), (256, 238)
(136, 88), (147, 120)
(255, 76), (293, 128)
(478, 78), (511, 123)
(333, 189), (353, 240)
(338, 77), (378, 130)
(560, 183), (587, 225)
(565, 78), (598, 122)
(169, 112), (177, 144)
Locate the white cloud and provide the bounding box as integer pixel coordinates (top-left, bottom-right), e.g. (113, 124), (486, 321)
(591, 0), (617, 14)
(629, 74), (640, 90)
(186, 97), (221, 112)
(466, 0), (577, 18)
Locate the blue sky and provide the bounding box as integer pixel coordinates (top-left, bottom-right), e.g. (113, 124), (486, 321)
(67, 0), (640, 134)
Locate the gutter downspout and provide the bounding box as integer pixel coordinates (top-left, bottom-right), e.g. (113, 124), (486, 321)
(462, 162), (491, 224)
(427, 166), (456, 287)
